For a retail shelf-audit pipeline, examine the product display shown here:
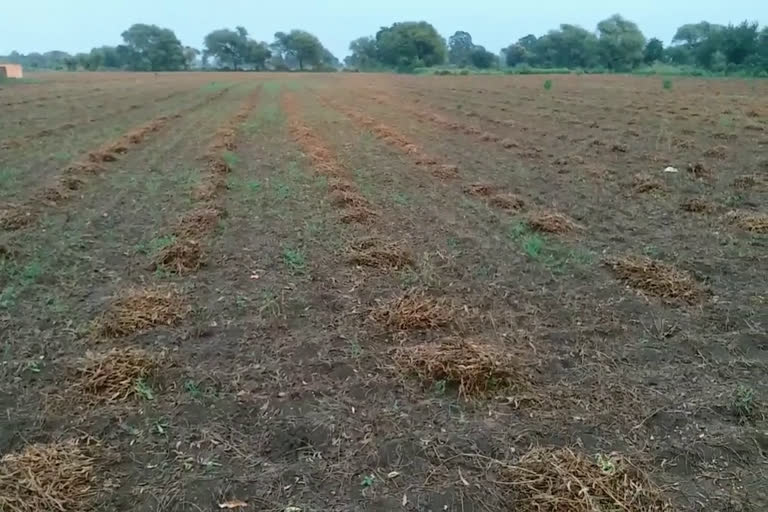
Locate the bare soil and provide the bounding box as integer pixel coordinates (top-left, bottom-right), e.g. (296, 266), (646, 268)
(1, 72), (767, 511)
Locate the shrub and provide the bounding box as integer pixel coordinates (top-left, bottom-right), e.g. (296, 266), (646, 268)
(543, 79), (553, 91)
(662, 79), (673, 90)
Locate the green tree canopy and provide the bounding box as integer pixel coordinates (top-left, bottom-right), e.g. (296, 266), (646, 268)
(203, 27), (270, 70)
(272, 30), (324, 70)
(448, 31), (474, 66)
(470, 45), (497, 68)
(375, 21), (446, 69)
(345, 36), (379, 69)
(644, 38), (665, 64)
(597, 14), (646, 70)
(121, 23), (185, 71)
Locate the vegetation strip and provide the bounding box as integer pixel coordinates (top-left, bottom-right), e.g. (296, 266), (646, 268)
(281, 91), (379, 224)
(152, 86), (261, 273)
(0, 86), (233, 232)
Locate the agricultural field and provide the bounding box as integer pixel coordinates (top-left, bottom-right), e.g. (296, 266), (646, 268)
(1, 71), (767, 511)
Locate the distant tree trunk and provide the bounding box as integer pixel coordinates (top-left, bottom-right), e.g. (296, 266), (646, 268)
(298, 57), (303, 70)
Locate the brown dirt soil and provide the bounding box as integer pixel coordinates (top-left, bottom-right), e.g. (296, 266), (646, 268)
(3, 73), (768, 512)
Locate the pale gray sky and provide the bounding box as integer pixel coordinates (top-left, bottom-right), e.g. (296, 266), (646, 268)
(2, 0), (765, 58)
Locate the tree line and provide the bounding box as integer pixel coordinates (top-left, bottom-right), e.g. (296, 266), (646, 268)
(500, 17), (768, 74)
(1, 24), (340, 72)
(3, 16), (767, 75)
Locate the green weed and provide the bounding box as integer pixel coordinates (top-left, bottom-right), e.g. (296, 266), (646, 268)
(222, 151), (239, 169)
(184, 380), (202, 399)
(136, 235), (175, 255)
(247, 180), (261, 192)
(543, 79), (553, 91)
(523, 234), (545, 259)
(282, 247), (306, 273)
(0, 168), (19, 189)
(134, 378), (155, 400)
(272, 181), (292, 200)
(507, 220), (594, 272)
(732, 384), (756, 421)
(0, 259), (45, 309)
(153, 418), (170, 435)
(393, 192), (409, 205)
(662, 79), (673, 90)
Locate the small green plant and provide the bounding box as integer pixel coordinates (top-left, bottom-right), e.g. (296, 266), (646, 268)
(247, 180), (261, 192)
(361, 474), (375, 488)
(434, 379), (447, 395)
(596, 453), (617, 474)
(282, 247), (306, 273)
(134, 378), (155, 401)
(725, 194), (745, 207)
(522, 234), (544, 259)
(184, 380), (202, 399)
(222, 151), (239, 168)
(393, 192), (409, 205)
(662, 79), (673, 90)
(273, 182), (292, 200)
(732, 384), (755, 420)
(153, 418), (170, 435)
(543, 79), (553, 91)
(136, 235), (175, 255)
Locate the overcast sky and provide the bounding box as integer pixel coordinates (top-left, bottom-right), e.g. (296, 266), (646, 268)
(1, 0), (765, 58)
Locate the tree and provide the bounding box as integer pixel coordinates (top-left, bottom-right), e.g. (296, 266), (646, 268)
(673, 22), (716, 47)
(272, 30), (324, 70)
(246, 41), (271, 70)
(532, 24), (599, 68)
(470, 45), (496, 68)
(448, 31), (474, 66)
(720, 21), (759, 65)
(204, 28), (249, 69)
(503, 44), (528, 66)
(644, 38), (664, 64)
(518, 34), (538, 52)
(182, 47), (200, 70)
(121, 24), (185, 71)
(375, 21), (446, 69)
(597, 14), (646, 70)
(64, 57), (78, 71)
(346, 36), (379, 69)
(321, 47), (341, 69)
